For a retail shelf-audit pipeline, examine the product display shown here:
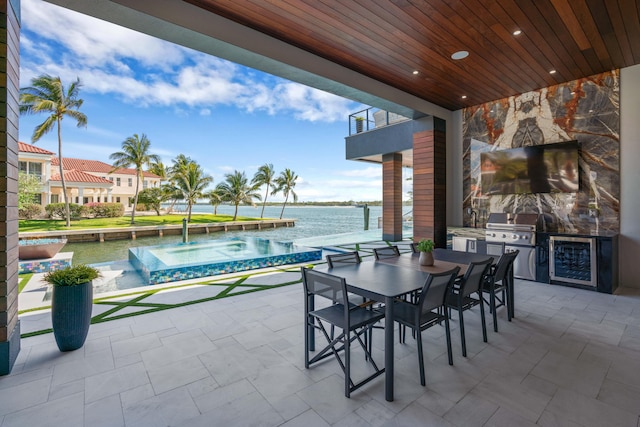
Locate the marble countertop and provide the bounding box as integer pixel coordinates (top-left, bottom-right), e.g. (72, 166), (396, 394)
(447, 227), (486, 239)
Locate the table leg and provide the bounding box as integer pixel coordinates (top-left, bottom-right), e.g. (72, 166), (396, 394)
(384, 296), (394, 402)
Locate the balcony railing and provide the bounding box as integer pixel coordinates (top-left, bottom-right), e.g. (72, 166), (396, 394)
(20, 172), (44, 183)
(348, 107), (410, 135)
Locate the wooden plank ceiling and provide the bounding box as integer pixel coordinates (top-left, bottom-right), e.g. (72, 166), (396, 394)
(185, 0), (640, 110)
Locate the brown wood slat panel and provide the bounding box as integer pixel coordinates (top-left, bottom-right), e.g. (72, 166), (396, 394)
(377, 0), (524, 98)
(186, 0), (640, 111)
(601, 1), (634, 65)
(481, 0), (576, 79)
(428, 0), (542, 92)
(619, 0), (640, 62)
(567, 0), (613, 68)
(517, 0), (599, 77)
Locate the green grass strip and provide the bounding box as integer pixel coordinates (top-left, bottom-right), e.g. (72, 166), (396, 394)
(20, 276), (303, 338)
(18, 274), (33, 293)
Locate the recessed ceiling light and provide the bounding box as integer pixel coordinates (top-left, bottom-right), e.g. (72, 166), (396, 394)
(549, 70), (557, 74)
(412, 70), (419, 75)
(461, 95), (467, 99)
(513, 30), (522, 36)
(451, 51), (469, 60)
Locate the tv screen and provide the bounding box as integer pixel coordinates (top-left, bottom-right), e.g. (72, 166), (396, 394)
(480, 141), (579, 195)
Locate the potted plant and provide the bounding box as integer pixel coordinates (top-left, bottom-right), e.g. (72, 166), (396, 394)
(416, 238), (435, 266)
(44, 264), (100, 351)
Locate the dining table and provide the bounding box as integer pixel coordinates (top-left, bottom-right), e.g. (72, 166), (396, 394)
(310, 249), (500, 402)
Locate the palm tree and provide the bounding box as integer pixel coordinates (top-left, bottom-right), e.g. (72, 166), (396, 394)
(164, 154), (193, 213)
(149, 160), (168, 182)
(273, 168), (299, 219)
(19, 75), (87, 227)
(251, 163), (275, 218)
(110, 133), (161, 224)
(205, 184), (225, 215)
(172, 160), (213, 222)
(217, 170), (261, 221)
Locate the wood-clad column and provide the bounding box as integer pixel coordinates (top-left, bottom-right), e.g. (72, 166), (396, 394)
(413, 125), (447, 248)
(382, 152), (402, 241)
(0, 0), (20, 375)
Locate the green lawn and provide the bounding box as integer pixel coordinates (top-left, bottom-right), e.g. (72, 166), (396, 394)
(18, 273), (33, 293)
(19, 214), (267, 232)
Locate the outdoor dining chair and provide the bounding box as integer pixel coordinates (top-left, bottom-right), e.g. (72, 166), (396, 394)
(326, 251), (362, 267)
(302, 267), (385, 397)
(446, 258), (493, 357)
(482, 250), (519, 332)
(394, 267), (460, 386)
(373, 245), (400, 260)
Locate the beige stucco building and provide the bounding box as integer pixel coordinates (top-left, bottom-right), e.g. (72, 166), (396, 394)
(18, 141), (161, 209)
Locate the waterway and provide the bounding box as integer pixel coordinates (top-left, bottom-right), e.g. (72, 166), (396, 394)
(61, 204), (413, 265)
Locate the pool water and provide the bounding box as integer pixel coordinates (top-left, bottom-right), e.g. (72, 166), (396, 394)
(129, 236), (322, 285)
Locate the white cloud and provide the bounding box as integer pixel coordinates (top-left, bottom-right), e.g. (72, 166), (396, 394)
(337, 166), (382, 178)
(20, 0), (361, 123)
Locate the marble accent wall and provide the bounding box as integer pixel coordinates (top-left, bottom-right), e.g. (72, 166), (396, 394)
(462, 70), (620, 234)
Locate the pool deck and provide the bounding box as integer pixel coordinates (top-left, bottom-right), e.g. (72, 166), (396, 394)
(17, 238), (416, 334)
(8, 238), (640, 426)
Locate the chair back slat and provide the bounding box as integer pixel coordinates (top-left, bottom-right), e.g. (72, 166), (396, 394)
(418, 267), (460, 312)
(301, 267), (348, 306)
(460, 258), (493, 296)
(373, 246), (400, 260)
(491, 250), (519, 282)
(326, 251), (361, 268)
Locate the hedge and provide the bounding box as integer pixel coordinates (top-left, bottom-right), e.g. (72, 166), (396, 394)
(84, 202), (125, 218)
(45, 203), (87, 219)
(18, 204), (43, 219)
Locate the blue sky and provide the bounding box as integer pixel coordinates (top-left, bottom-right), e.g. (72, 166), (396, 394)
(18, 0), (413, 202)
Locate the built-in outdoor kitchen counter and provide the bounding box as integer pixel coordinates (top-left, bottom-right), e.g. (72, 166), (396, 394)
(446, 227), (486, 250)
(536, 231), (619, 294)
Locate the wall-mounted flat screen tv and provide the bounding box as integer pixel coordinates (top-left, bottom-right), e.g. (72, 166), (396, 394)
(480, 141), (579, 195)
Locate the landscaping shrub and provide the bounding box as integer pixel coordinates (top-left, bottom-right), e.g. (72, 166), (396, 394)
(19, 203), (43, 219)
(45, 203), (87, 219)
(85, 202), (125, 218)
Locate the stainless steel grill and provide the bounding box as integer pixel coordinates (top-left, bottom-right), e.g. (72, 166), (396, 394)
(485, 213), (540, 281)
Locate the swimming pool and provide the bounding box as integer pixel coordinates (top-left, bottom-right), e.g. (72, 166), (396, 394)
(129, 236), (322, 285)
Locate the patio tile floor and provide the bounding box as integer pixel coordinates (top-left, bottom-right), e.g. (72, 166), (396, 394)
(5, 244), (640, 426)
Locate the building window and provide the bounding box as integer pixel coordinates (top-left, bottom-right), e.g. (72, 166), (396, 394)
(116, 197), (121, 203)
(51, 194), (59, 203)
(32, 194), (42, 204)
(128, 177), (133, 187)
(143, 180), (148, 189)
(30, 162), (42, 176)
(109, 177), (113, 182)
(116, 177), (121, 186)
(18, 161), (43, 182)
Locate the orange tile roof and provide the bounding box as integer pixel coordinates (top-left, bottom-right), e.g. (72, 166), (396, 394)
(49, 169), (114, 185)
(51, 157), (161, 178)
(18, 141), (55, 155)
